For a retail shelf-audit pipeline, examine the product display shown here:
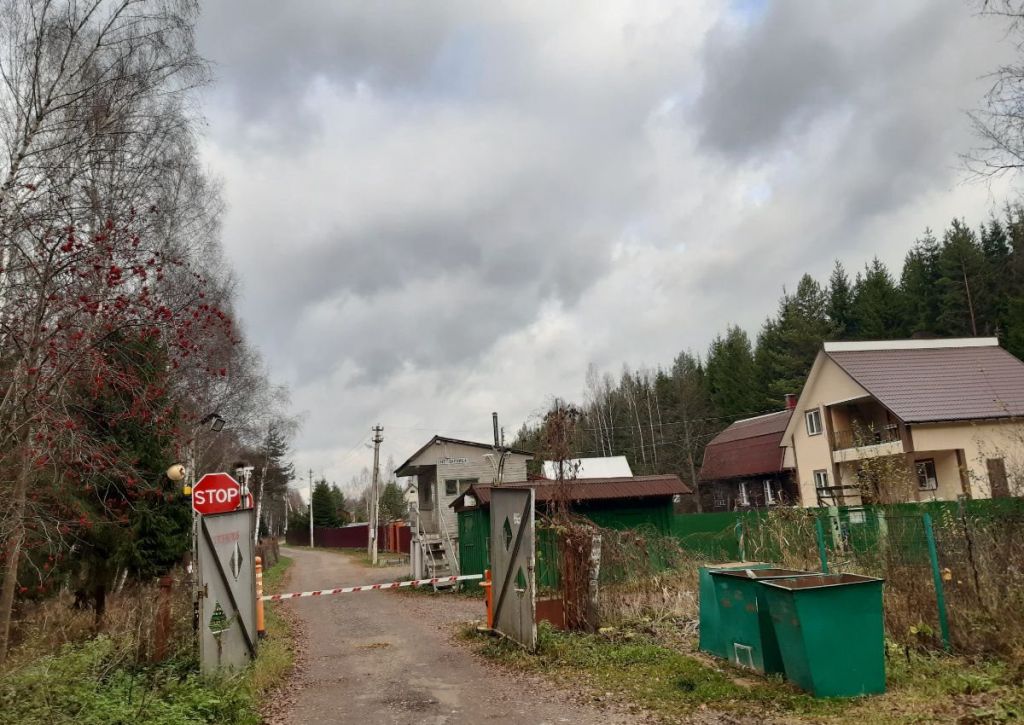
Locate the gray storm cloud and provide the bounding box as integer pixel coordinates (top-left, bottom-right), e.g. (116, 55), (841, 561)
(197, 1), (1016, 483)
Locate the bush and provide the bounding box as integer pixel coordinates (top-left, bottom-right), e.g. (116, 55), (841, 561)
(0, 636), (258, 724)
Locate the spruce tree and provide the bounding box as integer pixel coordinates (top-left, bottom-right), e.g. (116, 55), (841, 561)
(706, 325), (762, 418)
(851, 258), (903, 339)
(827, 261), (855, 339)
(899, 231), (941, 336)
(312, 479), (341, 527)
(936, 219), (987, 336)
(757, 275), (831, 405)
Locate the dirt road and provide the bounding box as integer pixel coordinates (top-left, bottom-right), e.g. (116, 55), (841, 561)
(270, 545), (643, 725)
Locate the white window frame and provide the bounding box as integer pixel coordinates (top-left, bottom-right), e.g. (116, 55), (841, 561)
(805, 409), (823, 436)
(737, 481), (750, 507)
(764, 480), (776, 505)
(813, 470), (829, 489)
(915, 459), (938, 491)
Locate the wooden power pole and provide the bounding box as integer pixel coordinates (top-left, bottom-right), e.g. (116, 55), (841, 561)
(369, 425), (383, 566)
(308, 468), (314, 548)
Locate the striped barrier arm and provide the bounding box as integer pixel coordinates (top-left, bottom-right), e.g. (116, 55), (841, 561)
(262, 573), (483, 601)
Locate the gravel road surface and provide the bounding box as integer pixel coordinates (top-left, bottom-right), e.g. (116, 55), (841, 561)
(269, 545), (645, 725)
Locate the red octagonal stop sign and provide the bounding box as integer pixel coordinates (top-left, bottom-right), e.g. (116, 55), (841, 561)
(192, 472), (243, 515)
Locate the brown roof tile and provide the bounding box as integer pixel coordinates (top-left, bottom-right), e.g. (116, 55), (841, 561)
(698, 410), (792, 481)
(827, 345), (1024, 423)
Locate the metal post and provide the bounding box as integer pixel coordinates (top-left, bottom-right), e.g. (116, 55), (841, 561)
(815, 516), (829, 573)
(922, 513), (951, 651)
(308, 468), (314, 548)
(255, 556), (266, 639)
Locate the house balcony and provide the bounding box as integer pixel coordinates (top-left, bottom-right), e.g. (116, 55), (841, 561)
(830, 424), (904, 464)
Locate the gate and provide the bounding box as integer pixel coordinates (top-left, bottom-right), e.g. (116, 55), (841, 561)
(198, 510), (256, 673)
(489, 488), (537, 651)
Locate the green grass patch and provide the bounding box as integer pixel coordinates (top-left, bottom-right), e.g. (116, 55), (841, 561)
(251, 555), (294, 694)
(0, 557), (298, 725)
(470, 623), (1024, 723)
(0, 636), (258, 725)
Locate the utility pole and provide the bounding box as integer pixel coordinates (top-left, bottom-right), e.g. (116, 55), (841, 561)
(492, 412), (507, 486)
(369, 425), (383, 566)
(308, 468), (314, 548)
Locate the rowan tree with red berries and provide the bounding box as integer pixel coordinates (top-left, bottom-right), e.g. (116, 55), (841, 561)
(0, 0), (295, 660)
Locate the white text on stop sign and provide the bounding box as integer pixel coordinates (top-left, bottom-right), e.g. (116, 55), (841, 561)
(194, 487), (239, 506)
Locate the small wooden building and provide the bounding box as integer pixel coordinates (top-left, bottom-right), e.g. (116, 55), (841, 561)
(698, 406), (798, 510)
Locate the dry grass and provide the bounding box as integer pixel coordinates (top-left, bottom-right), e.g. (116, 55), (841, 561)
(4, 570), (193, 672)
(594, 526), (703, 624)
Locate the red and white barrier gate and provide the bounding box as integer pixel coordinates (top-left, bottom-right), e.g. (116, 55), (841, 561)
(262, 573), (483, 601)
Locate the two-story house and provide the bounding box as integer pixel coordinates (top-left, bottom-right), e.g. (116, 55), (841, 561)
(781, 338), (1024, 507)
(395, 435), (532, 579)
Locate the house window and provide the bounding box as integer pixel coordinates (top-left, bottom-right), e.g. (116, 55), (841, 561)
(813, 470), (829, 489)
(712, 486), (727, 510)
(805, 409), (823, 436)
(764, 480), (776, 505)
(915, 459), (938, 491)
(738, 481), (750, 507)
(444, 478), (478, 496)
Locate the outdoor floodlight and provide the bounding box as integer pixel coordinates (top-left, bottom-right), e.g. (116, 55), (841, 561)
(200, 412), (226, 432)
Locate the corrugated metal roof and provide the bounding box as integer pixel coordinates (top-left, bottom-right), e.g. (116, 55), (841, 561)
(698, 410), (792, 482)
(452, 474), (689, 509)
(827, 344), (1024, 423)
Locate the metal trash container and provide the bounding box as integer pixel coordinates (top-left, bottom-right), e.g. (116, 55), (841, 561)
(760, 573), (885, 697)
(698, 562), (773, 659)
(710, 568), (825, 674)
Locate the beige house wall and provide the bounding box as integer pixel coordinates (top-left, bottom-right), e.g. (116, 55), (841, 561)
(790, 357), (870, 506)
(912, 422), (1024, 498)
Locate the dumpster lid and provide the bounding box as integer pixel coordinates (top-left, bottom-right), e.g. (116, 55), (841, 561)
(760, 573), (883, 590)
(710, 567), (812, 580)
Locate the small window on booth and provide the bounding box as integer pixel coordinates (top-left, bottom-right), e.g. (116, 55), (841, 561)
(805, 409), (823, 436)
(445, 478), (478, 496)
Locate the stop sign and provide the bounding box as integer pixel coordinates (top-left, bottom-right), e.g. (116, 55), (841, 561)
(192, 472), (243, 515)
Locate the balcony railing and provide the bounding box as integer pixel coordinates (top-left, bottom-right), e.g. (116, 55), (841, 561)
(831, 424), (900, 451)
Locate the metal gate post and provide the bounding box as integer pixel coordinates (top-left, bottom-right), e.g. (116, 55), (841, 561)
(922, 513), (951, 651)
(815, 517), (829, 573)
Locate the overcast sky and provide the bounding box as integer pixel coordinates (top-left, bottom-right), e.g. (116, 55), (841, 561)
(196, 1), (1017, 493)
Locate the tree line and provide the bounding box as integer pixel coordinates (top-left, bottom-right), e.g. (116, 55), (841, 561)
(514, 206), (1024, 507)
(0, 1), (296, 660)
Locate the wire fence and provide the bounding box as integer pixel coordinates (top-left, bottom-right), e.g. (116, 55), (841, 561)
(741, 505), (1024, 655)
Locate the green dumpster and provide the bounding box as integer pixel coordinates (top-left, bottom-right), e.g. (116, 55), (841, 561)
(760, 573), (885, 697)
(710, 568), (824, 674)
(698, 562), (772, 659)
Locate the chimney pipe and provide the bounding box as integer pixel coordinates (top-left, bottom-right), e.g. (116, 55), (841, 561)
(492, 412), (500, 448)
(784, 393), (798, 411)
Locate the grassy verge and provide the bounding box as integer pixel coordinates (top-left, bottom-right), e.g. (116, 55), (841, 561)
(468, 622), (1024, 723)
(249, 555), (294, 694)
(0, 557), (297, 725)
